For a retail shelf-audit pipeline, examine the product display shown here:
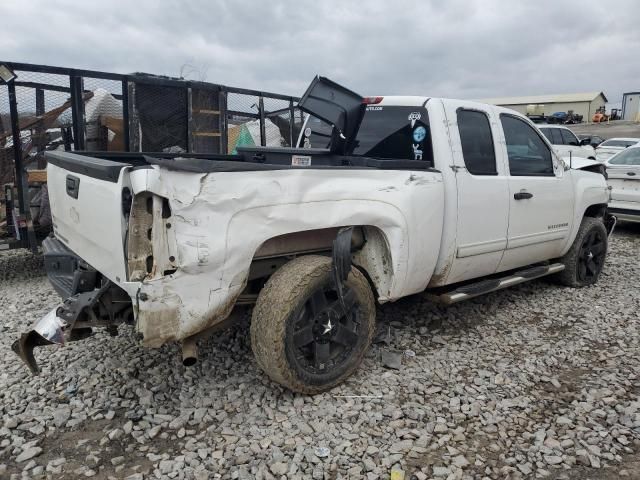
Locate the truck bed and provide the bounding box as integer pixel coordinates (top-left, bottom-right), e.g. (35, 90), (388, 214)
(55, 147), (436, 180)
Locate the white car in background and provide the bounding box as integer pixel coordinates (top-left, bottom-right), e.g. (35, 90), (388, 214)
(538, 125), (596, 160)
(606, 145), (640, 223)
(596, 138), (640, 162)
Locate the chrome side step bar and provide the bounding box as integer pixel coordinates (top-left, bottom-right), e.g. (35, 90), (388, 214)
(426, 263), (565, 305)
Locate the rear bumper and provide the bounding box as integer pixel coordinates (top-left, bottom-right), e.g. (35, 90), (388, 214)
(14, 236), (130, 374)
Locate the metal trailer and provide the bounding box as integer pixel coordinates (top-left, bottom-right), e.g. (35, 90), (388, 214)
(0, 61), (304, 252)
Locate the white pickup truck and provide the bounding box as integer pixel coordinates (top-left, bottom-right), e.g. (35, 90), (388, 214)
(13, 77), (614, 393)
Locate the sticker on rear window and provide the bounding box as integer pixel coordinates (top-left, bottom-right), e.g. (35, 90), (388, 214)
(413, 126), (427, 143)
(408, 111), (421, 127)
(292, 155), (312, 167)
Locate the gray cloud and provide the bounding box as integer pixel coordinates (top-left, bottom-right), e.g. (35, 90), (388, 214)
(2, 0), (638, 104)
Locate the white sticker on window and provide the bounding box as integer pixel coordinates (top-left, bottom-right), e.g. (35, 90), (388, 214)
(412, 144), (423, 161)
(408, 111), (421, 127)
(292, 155), (312, 166)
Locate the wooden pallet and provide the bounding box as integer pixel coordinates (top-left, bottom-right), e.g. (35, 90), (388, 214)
(27, 170), (47, 183)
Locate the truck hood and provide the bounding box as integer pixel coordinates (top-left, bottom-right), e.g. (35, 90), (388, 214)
(561, 156), (601, 170)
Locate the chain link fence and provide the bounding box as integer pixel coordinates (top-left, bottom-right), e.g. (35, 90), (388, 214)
(0, 61), (303, 248)
(0, 62), (301, 172)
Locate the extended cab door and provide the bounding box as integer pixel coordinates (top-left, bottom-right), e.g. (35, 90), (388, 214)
(441, 101), (510, 283)
(497, 114), (574, 271)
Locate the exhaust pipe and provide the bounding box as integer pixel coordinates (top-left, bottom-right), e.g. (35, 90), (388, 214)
(182, 337), (198, 366)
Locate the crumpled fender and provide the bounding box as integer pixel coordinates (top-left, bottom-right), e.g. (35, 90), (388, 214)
(561, 156), (601, 170)
(128, 167), (445, 347)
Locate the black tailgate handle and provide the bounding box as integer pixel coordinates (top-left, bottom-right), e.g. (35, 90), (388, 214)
(66, 175), (80, 199)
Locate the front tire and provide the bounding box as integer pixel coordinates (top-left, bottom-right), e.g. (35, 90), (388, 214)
(556, 217), (608, 287)
(250, 255), (376, 394)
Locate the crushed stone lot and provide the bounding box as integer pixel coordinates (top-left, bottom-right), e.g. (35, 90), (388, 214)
(1, 226), (640, 480)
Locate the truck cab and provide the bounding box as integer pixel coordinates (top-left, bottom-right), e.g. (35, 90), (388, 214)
(300, 94), (606, 285)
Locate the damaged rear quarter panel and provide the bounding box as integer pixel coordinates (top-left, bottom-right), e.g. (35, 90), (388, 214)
(129, 167), (445, 346)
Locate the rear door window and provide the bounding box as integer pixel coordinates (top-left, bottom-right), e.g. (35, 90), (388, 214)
(560, 129), (579, 146)
(457, 109), (497, 175)
(550, 128), (564, 145)
(541, 128), (562, 145)
(352, 106), (434, 164)
(501, 114), (554, 176)
(540, 129), (553, 143)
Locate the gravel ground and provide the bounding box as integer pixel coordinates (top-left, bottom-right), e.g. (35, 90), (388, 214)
(1, 225), (640, 480)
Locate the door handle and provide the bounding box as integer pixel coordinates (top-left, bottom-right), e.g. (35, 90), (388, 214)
(627, 172), (636, 176)
(514, 191), (533, 200)
(66, 175), (80, 199)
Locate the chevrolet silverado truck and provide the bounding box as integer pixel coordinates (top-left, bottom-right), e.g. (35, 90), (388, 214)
(13, 77), (615, 393)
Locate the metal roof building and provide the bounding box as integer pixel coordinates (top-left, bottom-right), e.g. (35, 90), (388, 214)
(478, 92), (608, 120)
(622, 92), (640, 121)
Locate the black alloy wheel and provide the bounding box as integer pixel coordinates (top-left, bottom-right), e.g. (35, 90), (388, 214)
(289, 284), (360, 375)
(577, 228), (606, 283)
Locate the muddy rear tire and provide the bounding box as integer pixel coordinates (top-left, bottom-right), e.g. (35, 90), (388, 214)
(555, 217), (608, 287)
(250, 255), (376, 394)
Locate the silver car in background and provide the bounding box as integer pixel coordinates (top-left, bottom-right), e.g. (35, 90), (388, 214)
(606, 145), (640, 223)
(596, 138), (640, 162)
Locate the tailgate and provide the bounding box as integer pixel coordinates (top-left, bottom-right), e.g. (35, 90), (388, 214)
(608, 165), (640, 203)
(46, 151), (132, 284)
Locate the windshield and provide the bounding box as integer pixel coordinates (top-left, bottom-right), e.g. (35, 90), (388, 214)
(609, 148), (640, 165)
(600, 139), (639, 148)
(352, 106), (434, 164)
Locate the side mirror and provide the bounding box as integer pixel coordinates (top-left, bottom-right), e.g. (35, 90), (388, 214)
(580, 138), (591, 146)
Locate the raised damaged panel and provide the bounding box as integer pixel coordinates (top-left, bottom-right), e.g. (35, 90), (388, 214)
(126, 168), (445, 346)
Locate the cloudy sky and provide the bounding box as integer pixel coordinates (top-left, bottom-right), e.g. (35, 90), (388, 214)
(2, 0), (638, 104)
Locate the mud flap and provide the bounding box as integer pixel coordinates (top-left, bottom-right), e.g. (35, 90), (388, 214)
(332, 226), (354, 311)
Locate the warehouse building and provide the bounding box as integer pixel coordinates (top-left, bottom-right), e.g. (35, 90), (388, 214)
(622, 92), (640, 121)
(478, 92), (608, 120)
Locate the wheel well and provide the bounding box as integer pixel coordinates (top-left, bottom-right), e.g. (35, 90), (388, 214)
(583, 203), (607, 219)
(351, 226), (394, 301)
(245, 225), (394, 302)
